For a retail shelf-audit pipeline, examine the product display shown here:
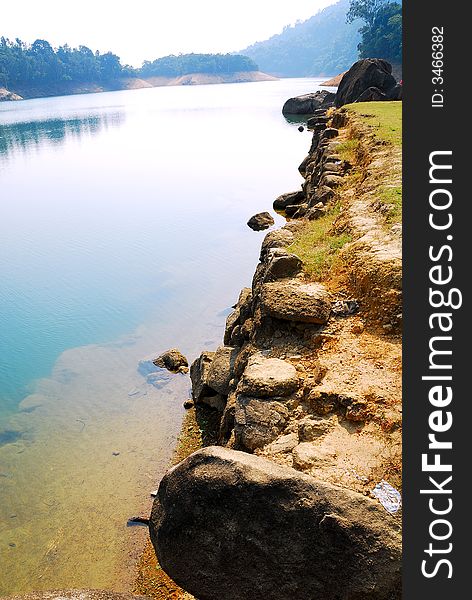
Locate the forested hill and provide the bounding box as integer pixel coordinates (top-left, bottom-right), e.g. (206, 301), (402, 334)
(242, 0), (361, 77)
(140, 54), (258, 77)
(0, 39), (260, 90)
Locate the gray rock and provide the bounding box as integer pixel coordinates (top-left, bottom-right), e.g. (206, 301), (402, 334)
(355, 86), (387, 103)
(224, 288), (253, 346)
(335, 59), (397, 107)
(190, 351), (215, 402)
(260, 229), (295, 261)
(200, 392), (226, 412)
(321, 128), (339, 141)
(206, 346), (238, 396)
(238, 354), (299, 398)
(265, 250), (302, 280)
(321, 174), (344, 188)
(282, 91), (335, 115)
(387, 83), (402, 101)
(150, 446), (402, 600)
(306, 206), (326, 220)
(273, 190), (305, 211)
(247, 212), (275, 231)
(307, 115), (329, 129)
(292, 203), (308, 218)
(322, 161), (344, 174)
(260, 280), (331, 324)
(308, 185), (335, 206)
(235, 396), (289, 450)
(284, 204), (303, 217)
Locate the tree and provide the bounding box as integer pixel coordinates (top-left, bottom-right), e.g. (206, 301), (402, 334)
(348, 0), (402, 63)
(347, 0), (387, 26)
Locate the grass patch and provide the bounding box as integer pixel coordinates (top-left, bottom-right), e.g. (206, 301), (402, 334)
(336, 138), (361, 161)
(287, 205), (351, 279)
(344, 101), (402, 146)
(379, 185), (402, 223)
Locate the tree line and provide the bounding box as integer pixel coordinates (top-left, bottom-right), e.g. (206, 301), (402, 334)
(0, 38), (258, 90)
(0, 38), (129, 88)
(348, 0), (402, 63)
(140, 53), (258, 78)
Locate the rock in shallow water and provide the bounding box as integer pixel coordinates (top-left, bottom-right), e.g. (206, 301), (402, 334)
(153, 348), (189, 373)
(247, 212), (275, 231)
(150, 446), (402, 600)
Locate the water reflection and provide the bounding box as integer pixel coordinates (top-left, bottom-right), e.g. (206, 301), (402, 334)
(0, 112), (125, 159)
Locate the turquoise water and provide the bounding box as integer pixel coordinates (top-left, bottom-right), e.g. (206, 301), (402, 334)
(0, 78), (330, 593)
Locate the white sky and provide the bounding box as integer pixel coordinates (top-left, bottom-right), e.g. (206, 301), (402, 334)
(1, 0), (337, 67)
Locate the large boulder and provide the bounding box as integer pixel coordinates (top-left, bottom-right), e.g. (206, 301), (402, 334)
(282, 90), (335, 115)
(150, 446), (402, 600)
(260, 280), (331, 324)
(335, 59), (397, 107)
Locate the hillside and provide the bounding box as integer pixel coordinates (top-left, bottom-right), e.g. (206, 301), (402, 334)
(242, 0), (361, 77)
(0, 40), (270, 100)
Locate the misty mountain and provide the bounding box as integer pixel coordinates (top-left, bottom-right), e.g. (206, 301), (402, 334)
(242, 0), (361, 77)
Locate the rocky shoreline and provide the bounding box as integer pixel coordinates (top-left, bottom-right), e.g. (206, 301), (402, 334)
(143, 59), (403, 599)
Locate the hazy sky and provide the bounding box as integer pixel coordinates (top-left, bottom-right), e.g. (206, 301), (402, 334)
(2, 0), (337, 67)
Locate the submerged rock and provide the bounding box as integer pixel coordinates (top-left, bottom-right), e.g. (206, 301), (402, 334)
(153, 349), (189, 373)
(247, 212), (275, 231)
(150, 446), (402, 600)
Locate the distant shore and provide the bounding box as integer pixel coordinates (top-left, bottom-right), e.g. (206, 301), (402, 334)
(0, 71), (278, 102)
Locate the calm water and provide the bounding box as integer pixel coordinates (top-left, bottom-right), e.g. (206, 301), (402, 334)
(0, 78), (331, 594)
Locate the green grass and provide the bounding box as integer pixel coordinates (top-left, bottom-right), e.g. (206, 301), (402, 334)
(336, 138), (361, 161)
(287, 205), (351, 279)
(344, 101), (402, 146)
(379, 185), (402, 223)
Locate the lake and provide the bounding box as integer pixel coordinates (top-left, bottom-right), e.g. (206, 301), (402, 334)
(0, 78), (330, 594)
